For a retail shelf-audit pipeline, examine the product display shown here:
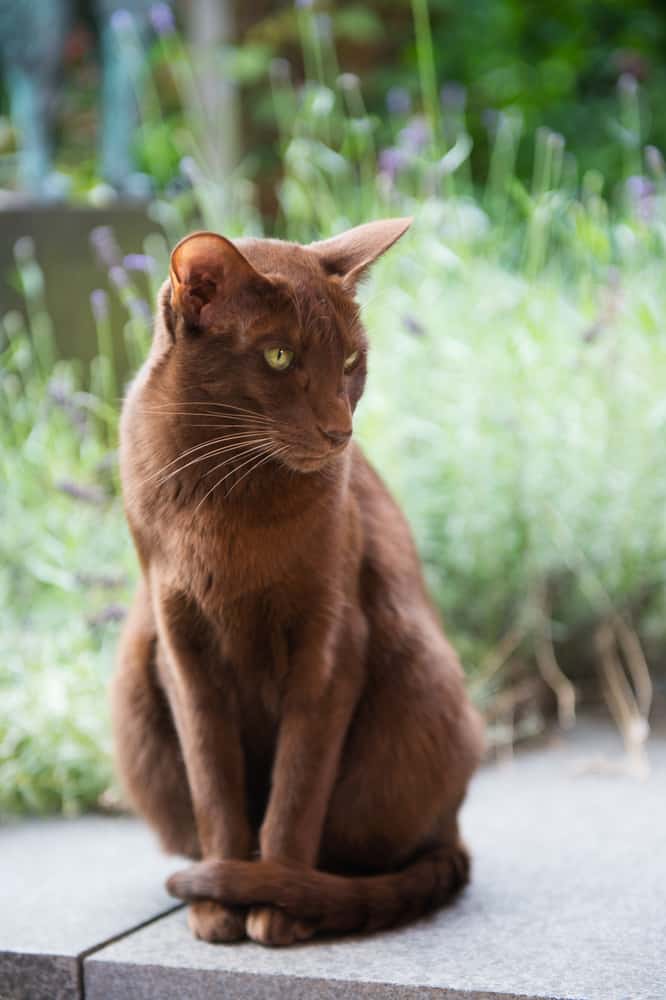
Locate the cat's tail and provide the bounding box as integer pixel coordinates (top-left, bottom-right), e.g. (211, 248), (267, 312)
(166, 841), (469, 934)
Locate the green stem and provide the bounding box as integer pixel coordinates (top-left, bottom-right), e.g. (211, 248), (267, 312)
(410, 0), (441, 153)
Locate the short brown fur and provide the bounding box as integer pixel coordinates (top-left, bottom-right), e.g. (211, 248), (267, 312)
(111, 219), (485, 947)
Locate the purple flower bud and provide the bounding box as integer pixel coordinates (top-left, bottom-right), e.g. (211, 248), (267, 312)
(627, 174), (654, 200)
(90, 289), (109, 323)
(110, 9), (134, 33)
(626, 174), (655, 222)
(179, 156), (200, 183)
(88, 603), (127, 626)
(48, 377), (73, 407)
(123, 253), (156, 273)
(403, 313), (425, 337)
(14, 236), (35, 262)
(109, 266), (129, 289)
(386, 86), (411, 117)
(57, 479), (107, 505)
(90, 225), (111, 246)
(440, 81), (466, 112)
(90, 226), (121, 268)
(618, 72), (638, 97)
(378, 146), (409, 181)
(129, 298), (152, 322)
(645, 145), (664, 176)
(398, 116), (430, 153)
(149, 2), (175, 36)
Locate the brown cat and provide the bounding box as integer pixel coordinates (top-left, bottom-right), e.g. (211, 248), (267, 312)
(111, 218), (485, 947)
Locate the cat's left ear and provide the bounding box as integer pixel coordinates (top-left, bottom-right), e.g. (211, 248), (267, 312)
(309, 217), (412, 290)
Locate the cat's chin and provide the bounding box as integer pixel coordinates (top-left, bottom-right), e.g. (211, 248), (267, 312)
(281, 447), (347, 474)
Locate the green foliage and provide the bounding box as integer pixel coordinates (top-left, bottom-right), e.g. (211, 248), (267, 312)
(0, 319), (133, 815)
(0, 235), (162, 816)
(235, 0), (666, 199)
(2, 1), (663, 198)
(357, 222), (666, 672)
(333, 0), (666, 188)
(2, 4), (664, 814)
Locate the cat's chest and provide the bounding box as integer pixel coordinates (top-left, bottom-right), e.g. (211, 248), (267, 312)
(160, 503), (299, 604)
(157, 509), (296, 710)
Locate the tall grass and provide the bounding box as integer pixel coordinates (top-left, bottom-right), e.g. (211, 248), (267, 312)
(2, 3), (663, 813)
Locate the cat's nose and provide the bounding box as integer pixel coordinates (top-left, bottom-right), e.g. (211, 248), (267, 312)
(319, 425), (352, 446)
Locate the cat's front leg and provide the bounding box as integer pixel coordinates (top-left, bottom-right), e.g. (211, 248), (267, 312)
(155, 585), (253, 942)
(247, 609), (366, 945)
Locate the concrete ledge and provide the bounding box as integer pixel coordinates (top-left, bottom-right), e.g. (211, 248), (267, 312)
(3, 721), (665, 1000)
(1, 952), (77, 1000)
(0, 815), (182, 1000)
(84, 962), (533, 1000)
(85, 721), (665, 1000)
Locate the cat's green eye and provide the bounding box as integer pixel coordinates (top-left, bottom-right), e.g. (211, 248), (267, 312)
(344, 350), (359, 371)
(264, 347), (294, 371)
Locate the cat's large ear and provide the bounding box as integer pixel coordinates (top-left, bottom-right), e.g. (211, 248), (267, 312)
(309, 217), (412, 290)
(169, 231), (264, 330)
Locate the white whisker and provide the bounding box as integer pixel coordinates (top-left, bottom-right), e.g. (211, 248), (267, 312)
(198, 441), (273, 484)
(226, 445), (291, 496)
(179, 422), (270, 429)
(156, 437), (273, 487)
(142, 431), (273, 486)
(139, 407), (273, 425)
(173, 397), (278, 421)
(143, 402), (276, 425)
(194, 443), (287, 511)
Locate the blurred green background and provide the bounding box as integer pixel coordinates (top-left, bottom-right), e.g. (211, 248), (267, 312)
(3, 1), (666, 200)
(1, 0), (663, 815)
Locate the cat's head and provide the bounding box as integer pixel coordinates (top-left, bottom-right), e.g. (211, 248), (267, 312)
(154, 218), (411, 473)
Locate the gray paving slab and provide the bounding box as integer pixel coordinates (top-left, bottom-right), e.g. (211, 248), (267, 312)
(0, 814), (182, 1000)
(84, 720), (666, 1000)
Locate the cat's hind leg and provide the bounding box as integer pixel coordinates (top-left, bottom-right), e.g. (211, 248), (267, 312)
(111, 582), (247, 942)
(111, 581), (199, 859)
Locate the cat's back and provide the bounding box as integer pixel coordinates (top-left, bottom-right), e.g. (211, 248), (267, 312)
(349, 442), (435, 611)
(347, 442), (482, 769)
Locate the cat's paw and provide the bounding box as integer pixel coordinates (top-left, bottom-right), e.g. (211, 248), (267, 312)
(246, 906), (314, 947)
(188, 901), (246, 943)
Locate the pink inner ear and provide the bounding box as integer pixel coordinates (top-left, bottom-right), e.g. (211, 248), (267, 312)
(169, 232), (264, 320)
(189, 276), (219, 306)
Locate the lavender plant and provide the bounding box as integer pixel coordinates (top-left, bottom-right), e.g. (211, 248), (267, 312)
(2, 4), (664, 813)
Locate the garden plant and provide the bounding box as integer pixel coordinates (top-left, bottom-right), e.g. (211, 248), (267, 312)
(0, 1), (662, 815)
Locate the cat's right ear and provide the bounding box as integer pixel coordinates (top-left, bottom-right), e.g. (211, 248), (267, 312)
(169, 231), (262, 331)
